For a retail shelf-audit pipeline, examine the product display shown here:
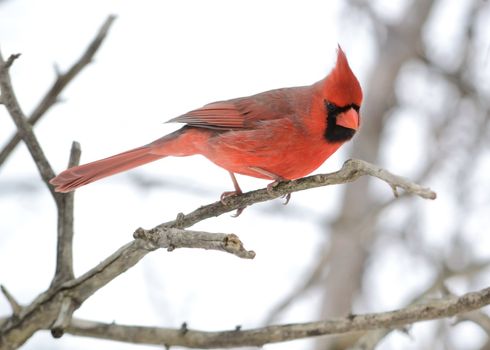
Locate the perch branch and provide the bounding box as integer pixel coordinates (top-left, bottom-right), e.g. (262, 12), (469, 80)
(156, 158), (436, 230)
(65, 286), (490, 348)
(0, 15), (115, 168)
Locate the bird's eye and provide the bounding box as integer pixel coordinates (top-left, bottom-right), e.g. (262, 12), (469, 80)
(325, 101), (338, 113)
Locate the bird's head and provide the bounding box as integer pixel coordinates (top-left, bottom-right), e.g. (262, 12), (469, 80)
(322, 46), (363, 142)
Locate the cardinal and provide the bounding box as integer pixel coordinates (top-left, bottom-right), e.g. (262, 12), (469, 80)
(50, 46), (362, 208)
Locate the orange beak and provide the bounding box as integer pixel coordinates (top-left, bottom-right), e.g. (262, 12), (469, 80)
(336, 108), (359, 130)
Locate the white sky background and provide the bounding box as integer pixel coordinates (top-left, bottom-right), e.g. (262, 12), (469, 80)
(1, 0), (489, 349)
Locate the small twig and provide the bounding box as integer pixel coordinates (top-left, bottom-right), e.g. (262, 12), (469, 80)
(65, 286), (490, 348)
(0, 15), (115, 169)
(134, 227), (255, 259)
(51, 297), (77, 338)
(350, 159), (436, 200)
(67, 141), (82, 168)
(4, 53), (21, 69)
(180, 322), (189, 335)
(0, 285), (21, 316)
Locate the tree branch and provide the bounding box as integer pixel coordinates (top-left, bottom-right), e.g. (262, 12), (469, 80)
(51, 141), (81, 287)
(134, 227), (256, 259)
(155, 158), (436, 231)
(0, 51), (58, 197)
(0, 160), (436, 349)
(64, 287), (490, 348)
(0, 15), (115, 169)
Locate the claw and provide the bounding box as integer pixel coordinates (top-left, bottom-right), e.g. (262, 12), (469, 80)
(231, 207), (245, 217)
(266, 180), (280, 194)
(220, 172), (246, 217)
(220, 190), (240, 204)
(251, 167), (291, 205)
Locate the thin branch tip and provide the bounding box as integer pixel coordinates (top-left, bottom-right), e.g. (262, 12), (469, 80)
(223, 233), (256, 259)
(53, 62), (62, 77)
(1, 284), (22, 315)
(68, 141), (82, 168)
(344, 158), (437, 200)
(3, 53), (21, 69)
(133, 227), (147, 239)
(106, 14), (118, 24)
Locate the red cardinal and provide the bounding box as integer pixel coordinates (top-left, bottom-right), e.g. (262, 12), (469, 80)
(50, 47), (362, 202)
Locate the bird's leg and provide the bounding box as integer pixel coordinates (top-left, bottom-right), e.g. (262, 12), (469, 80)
(220, 172), (245, 217)
(249, 167), (291, 205)
(220, 172), (243, 201)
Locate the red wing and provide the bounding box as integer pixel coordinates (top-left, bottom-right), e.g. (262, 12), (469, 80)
(166, 102), (248, 130)
(166, 89), (297, 130)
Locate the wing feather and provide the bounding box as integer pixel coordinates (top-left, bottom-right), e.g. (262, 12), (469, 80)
(167, 102), (247, 130)
(166, 88), (305, 130)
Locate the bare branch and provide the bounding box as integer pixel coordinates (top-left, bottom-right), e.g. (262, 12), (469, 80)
(51, 141), (81, 287)
(3, 53), (21, 69)
(0, 15), (115, 169)
(0, 160), (435, 348)
(67, 141), (82, 168)
(155, 158), (436, 231)
(50, 297), (77, 338)
(65, 287), (490, 348)
(134, 227), (256, 259)
(0, 49), (57, 197)
(0, 285), (21, 316)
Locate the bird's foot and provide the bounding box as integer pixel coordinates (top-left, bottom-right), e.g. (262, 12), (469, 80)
(220, 190), (241, 203)
(220, 190), (245, 217)
(266, 178), (292, 205)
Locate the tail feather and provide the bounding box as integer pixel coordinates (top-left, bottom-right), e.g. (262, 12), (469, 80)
(50, 146), (165, 193)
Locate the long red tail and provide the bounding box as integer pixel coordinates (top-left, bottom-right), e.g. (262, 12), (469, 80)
(50, 146), (165, 193)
